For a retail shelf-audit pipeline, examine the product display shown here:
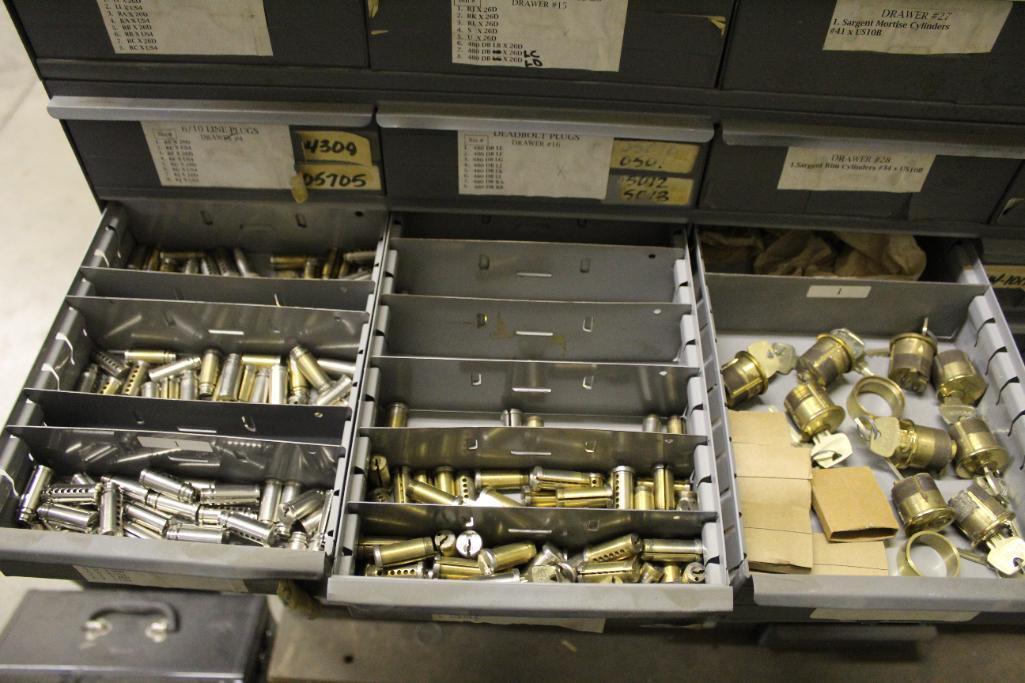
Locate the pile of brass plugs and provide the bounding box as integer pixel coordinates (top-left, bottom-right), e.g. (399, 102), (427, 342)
(721, 321), (1024, 577)
(371, 404), (695, 510)
(124, 245), (374, 281)
(17, 466), (330, 550)
(77, 345), (354, 406)
(358, 532), (705, 584)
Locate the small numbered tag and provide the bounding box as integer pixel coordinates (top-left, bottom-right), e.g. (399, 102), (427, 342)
(811, 432), (854, 468)
(867, 416), (901, 458)
(986, 536), (1025, 577)
(747, 341), (781, 377)
(771, 343), (797, 375)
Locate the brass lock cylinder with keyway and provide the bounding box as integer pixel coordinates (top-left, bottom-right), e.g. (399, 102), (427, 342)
(797, 328), (864, 387)
(889, 331), (937, 393)
(932, 350), (987, 406)
(885, 419), (956, 471)
(949, 416), (1010, 478)
(892, 473), (955, 534)
(785, 382), (844, 439)
(721, 350), (769, 408)
(949, 482), (1015, 547)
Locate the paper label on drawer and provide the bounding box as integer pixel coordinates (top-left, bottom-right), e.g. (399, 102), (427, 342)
(823, 0), (1012, 55)
(806, 285), (872, 299)
(611, 140), (700, 175)
(451, 0), (628, 72)
(777, 147), (935, 193)
(458, 130), (613, 199)
(297, 131), (374, 166)
(614, 175), (694, 205)
(298, 164), (383, 191)
(143, 122), (295, 190)
(97, 0), (273, 56)
(75, 565), (248, 592)
(987, 264), (1025, 289)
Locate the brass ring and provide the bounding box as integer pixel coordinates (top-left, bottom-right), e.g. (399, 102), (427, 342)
(846, 376), (905, 421)
(897, 530), (961, 577)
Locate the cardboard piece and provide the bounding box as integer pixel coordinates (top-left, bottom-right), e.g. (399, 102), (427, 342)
(728, 409), (796, 446)
(812, 467), (899, 542)
(811, 533), (889, 576)
(733, 442), (813, 480)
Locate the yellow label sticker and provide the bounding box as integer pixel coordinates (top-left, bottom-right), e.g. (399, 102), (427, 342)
(614, 175), (693, 206)
(298, 163), (382, 191)
(611, 140), (699, 175)
(297, 131), (373, 166)
(986, 264), (1025, 289)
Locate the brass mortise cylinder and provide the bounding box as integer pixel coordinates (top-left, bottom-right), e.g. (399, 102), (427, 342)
(932, 350), (987, 406)
(356, 537), (402, 562)
(582, 534), (643, 563)
(555, 485), (612, 507)
(406, 480), (459, 505)
(892, 473), (955, 534)
(374, 536), (436, 567)
(634, 485), (654, 510)
(721, 350), (769, 408)
(642, 414), (662, 433)
(662, 564), (683, 583)
(434, 467), (456, 496)
(949, 482), (1015, 547)
(889, 419), (956, 471)
(475, 470), (529, 491)
(430, 554), (484, 580)
(197, 349), (221, 398)
(638, 562), (664, 584)
(610, 465), (635, 510)
(666, 415), (686, 435)
(367, 455), (391, 489)
(784, 382), (844, 439)
(578, 558), (642, 583)
(386, 402), (409, 428)
(949, 416), (1010, 478)
(797, 329), (863, 387)
(653, 465), (675, 511)
(889, 332), (937, 394)
(455, 471), (476, 502)
(478, 542), (537, 575)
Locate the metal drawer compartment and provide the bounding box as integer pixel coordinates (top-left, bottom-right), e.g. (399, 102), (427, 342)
(326, 214), (733, 624)
(722, 0), (1025, 107)
(695, 229), (1025, 622)
(9, 0), (368, 70)
(0, 200), (387, 593)
(378, 103), (713, 218)
(49, 97), (383, 202)
(699, 119), (1025, 224)
(367, 0), (732, 89)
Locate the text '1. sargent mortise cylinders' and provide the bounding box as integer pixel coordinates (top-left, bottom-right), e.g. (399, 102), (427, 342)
(949, 482), (1025, 577)
(76, 344), (354, 407)
(359, 531), (705, 585)
(797, 328), (865, 387)
(720, 340), (797, 408)
(889, 320), (938, 394)
(16, 465), (331, 552)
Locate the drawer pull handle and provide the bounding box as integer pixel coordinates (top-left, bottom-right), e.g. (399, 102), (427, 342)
(515, 330), (553, 337)
(516, 271), (552, 279)
(510, 450), (552, 457)
(512, 386), (551, 394)
(208, 328), (244, 336)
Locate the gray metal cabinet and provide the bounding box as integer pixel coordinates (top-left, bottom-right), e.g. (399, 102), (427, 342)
(722, 0), (1025, 107)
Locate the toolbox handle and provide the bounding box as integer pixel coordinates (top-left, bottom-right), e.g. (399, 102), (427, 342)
(47, 96), (374, 127)
(87, 600), (180, 634)
(720, 119), (1025, 159)
(376, 101), (714, 142)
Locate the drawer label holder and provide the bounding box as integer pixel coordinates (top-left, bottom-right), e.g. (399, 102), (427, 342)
(777, 147), (936, 193)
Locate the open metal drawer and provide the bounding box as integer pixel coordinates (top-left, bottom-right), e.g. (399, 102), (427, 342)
(0, 199), (386, 593)
(693, 228), (1025, 623)
(326, 213), (734, 624)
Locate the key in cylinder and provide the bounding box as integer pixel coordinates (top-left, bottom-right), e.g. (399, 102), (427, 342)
(950, 482), (1025, 576)
(889, 321), (937, 393)
(949, 416), (1010, 478)
(796, 328), (865, 387)
(892, 473), (954, 534)
(933, 350), (987, 407)
(868, 417), (955, 472)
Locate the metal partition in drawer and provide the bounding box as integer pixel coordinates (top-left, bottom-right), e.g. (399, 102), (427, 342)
(699, 119), (1025, 224)
(722, 0), (1025, 107)
(326, 214), (734, 623)
(0, 199), (387, 593)
(377, 103), (713, 218)
(9, 0), (368, 70)
(49, 96), (384, 202)
(367, 0), (732, 89)
(696, 234), (1025, 622)
(993, 169), (1025, 227)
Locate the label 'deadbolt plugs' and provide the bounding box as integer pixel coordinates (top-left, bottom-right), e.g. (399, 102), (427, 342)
(823, 0), (1013, 55)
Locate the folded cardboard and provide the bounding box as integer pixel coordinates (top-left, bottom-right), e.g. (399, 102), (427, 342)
(812, 467), (899, 542)
(811, 533), (889, 577)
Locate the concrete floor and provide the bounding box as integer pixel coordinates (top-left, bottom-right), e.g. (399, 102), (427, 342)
(0, 8), (97, 630)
